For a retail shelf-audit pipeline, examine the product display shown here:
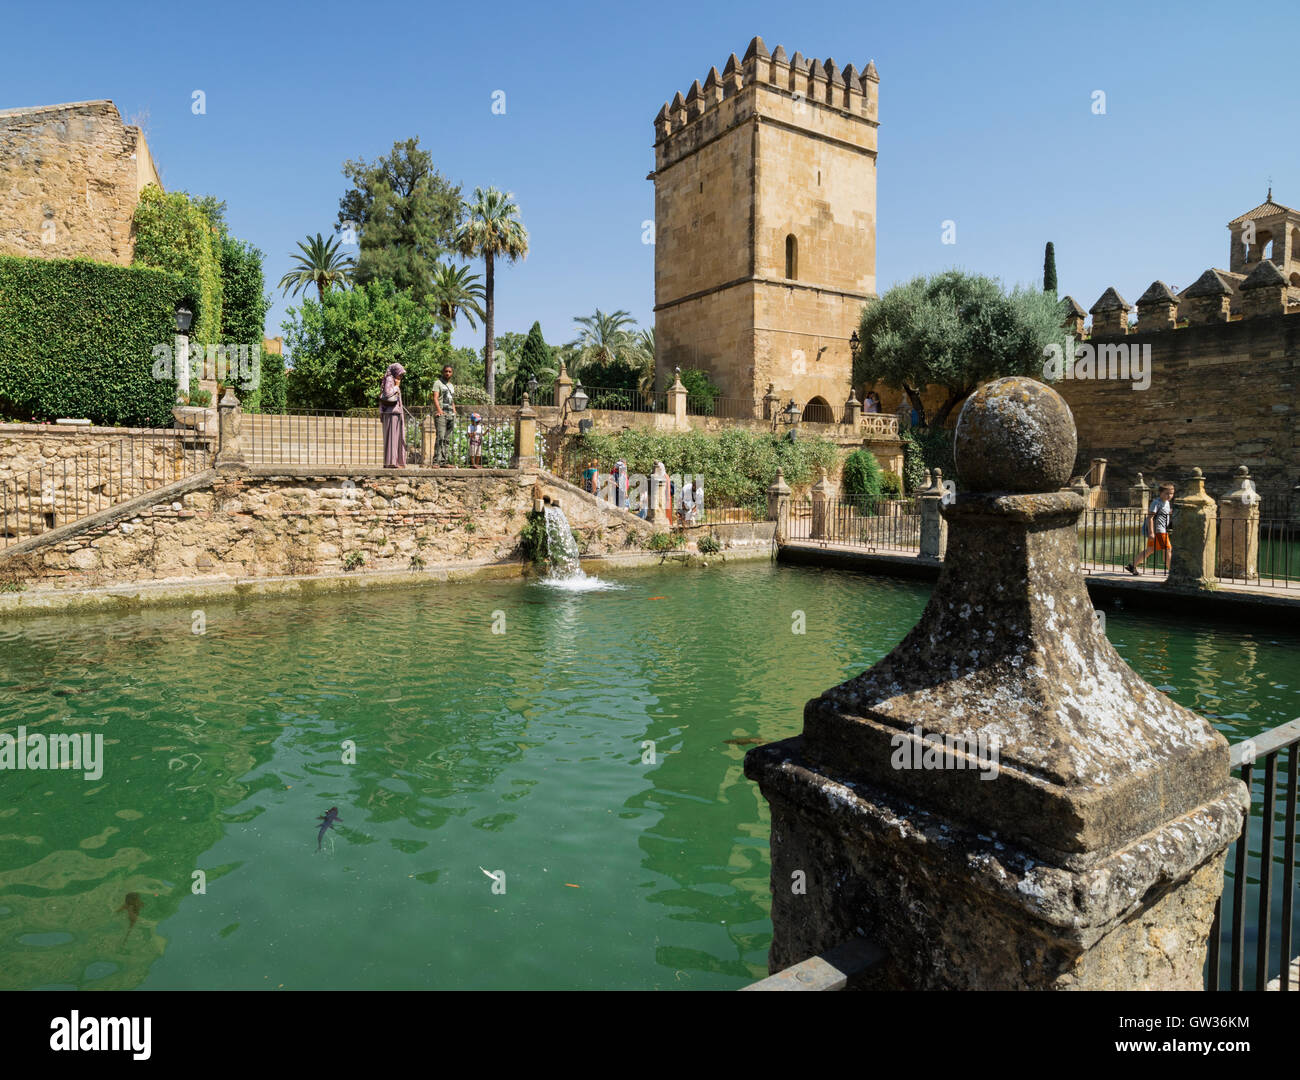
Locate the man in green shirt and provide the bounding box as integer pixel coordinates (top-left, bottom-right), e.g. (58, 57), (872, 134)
(432, 365), (456, 466)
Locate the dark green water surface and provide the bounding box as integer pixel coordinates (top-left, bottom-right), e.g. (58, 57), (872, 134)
(1, 561), (1296, 990)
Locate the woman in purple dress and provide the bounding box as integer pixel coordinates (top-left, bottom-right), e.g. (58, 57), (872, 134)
(380, 363), (407, 468)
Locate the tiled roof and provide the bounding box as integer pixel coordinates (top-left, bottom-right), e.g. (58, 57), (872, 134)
(1228, 198), (1299, 225)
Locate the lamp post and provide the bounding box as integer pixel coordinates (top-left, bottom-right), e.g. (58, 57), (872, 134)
(526, 375), (539, 404)
(780, 399), (802, 441)
(174, 303), (194, 403)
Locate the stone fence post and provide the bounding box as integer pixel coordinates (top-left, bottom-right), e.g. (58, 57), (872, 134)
(555, 364), (573, 413)
(1129, 472), (1150, 509)
(668, 368), (688, 430)
(763, 384), (780, 421)
(918, 466), (947, 560)
(1216, 465), (1259, 581)
(843, 391), (861, 428)
(810, 468), (832, 540)
(768, 468), (791, 539)
(215, 389), (245, 467)
(1169, 467), (1216, 589)
(512, 394), (538, 470)
(745, 377), (1246, 989)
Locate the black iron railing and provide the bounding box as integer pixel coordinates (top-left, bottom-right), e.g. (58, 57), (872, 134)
(1, 423), (215, 549)
(784, 495), (921, 552)
(1077, 507), (1166, 575)
(245, 408), (521, 468)
(686, 395), (760, 420)
(580, 386), (667, 413)
(1208, 719), (1300, 990)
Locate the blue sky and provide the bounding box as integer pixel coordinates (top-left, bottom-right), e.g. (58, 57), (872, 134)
(3, 0), (1293, 352)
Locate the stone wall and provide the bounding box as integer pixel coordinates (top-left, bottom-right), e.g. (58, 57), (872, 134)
(1055, 315), (1300, 496)
(9, 467), (656, 592)
(0, 422), (215, 543)
(0, 100), (161, 266)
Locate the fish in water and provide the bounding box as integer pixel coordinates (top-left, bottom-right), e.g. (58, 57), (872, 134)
(724, 737), (765, 745)
(117, 892), (141, 944)
(316, 806), (341, 851)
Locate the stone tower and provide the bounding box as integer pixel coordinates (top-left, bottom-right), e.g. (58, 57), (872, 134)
(650, 38), (879, 416)
(1227, 189), (1300, 288)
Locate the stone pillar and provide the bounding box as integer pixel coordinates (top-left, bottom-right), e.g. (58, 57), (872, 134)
(1129, 472), (1150, 509)
(175, 334), (191, 403)
(512, 395), (538, 470)
(1059, 296), (1086, 336)
(918, 468), (947, 560)
(649, 465), (671, 527)
(215, 389), (245, 467)
(1069, 475), (1091, 502)
(745, 377), (1246, 990)
(768, 468), (791, 537)
(763, 384), (780, 421)
(1169, 467), (1217, 589)
(1217, 465), (1259, 581)
(668, 367), (688, 430)
(1090, 458), (1107, 490)
(555, 364), (573, 413)
(421, 415), (436, 462)
(810, 468), (832, 540)
(844, 391), (861, 428)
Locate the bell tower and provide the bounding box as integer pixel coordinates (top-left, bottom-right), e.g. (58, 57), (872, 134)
(650, 37), (879, 414)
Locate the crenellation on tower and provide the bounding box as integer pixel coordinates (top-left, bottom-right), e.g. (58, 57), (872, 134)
(650, 37), (879, 408)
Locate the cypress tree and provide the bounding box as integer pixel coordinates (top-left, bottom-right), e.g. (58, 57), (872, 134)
(1043, 242), (1058, 295)
(519, 320), (552, 381)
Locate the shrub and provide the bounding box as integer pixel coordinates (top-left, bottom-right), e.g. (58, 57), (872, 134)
(841, 448), (883, 499)
(648, 531), (685, 551)
(519, 509), (549, 565)
(880, 470), (903, 497)
(900, 427), (956, 491)
(697, 533), (721, 554)
(0, 255), (191, 425)
(680, 367), (722, 412)
(343, 551), (365, 571)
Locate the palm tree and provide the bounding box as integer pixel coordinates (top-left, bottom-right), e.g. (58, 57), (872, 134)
(568, 309), (639, 383)
(278, 233), (355, 300)
(631, 327), (656, 393)
(429, 262), (485, 335)
(455, 188), (529, 402)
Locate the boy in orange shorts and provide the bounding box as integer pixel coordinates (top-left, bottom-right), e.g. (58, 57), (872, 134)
(1126, 482), (1174, 575)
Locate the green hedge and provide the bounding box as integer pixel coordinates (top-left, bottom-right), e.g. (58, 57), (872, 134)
(0, 255), (193, 425)
(132, 185), (222, 346)
(571, 427), (839, 514)
(841, 447), (883, 499)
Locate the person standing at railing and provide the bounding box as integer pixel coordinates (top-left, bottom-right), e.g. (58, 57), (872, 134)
(1126, 481), (1175, 576)
(380, 363), (407, 469)
(467, 412), (485, 468)
(432, 364), (456, 467)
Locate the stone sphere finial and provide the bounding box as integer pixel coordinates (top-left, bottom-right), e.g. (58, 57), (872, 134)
(1235, 464), (1249, 478)
(954, 377), (1076, 493)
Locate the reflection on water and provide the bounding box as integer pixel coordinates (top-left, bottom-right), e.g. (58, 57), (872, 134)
(0, 563), (1296, 990)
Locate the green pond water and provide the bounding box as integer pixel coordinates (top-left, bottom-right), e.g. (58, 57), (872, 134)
(1, 561), (1297, 991)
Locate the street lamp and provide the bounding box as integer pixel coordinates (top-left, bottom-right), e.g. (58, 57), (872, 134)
(850, 330), (859, 352)
(571, 383), (588, 412)
(175, 304), (194, 333)
(781, 400), (802, 425)
(527, 375), (539, 398)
